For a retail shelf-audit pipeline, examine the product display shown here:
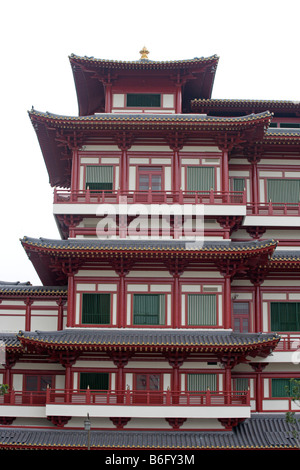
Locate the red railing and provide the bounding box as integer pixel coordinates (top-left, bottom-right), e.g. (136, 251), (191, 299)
(0, 390), (48, 406)
(46, 388), (250, 407)
(247, 202), (300, 216)
(54, 189), (246, 206)
(0, 389), (250, 407)
(274, 335), (300, 352)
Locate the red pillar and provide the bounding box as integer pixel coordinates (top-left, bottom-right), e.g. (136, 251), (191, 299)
(175, 83), (182, 114)
(254, 283), (262, 332)
(172, 273), (180, 328)
(67, 274), (75, 327)
(57, 298), (65, 331)
(105, 82), (112, 113)
(118, 273), (126, 328)
(25, 298), (33, 331)
(224, 275), (232, 329)
(71, 149), (79, 191)
(251, 363), (267, 412)
(222, 148), (229, 193)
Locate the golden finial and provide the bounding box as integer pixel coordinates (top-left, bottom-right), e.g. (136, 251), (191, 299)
(139, 46), (149, 60)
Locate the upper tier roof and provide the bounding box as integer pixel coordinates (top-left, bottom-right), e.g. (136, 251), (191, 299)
(69, 52), (219, 115)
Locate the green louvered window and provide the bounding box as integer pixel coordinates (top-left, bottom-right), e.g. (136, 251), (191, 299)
(80, 372), (109, 391)
(187, 374), (217, 391)
(267, 179), (300, 203)
(186, 167), (215, 191)
(232, 178), (245, 192)
(85, 165), (113, 191)
(126, 93), (161, 107)
(133, 294), (165, 325)
(233, 378), (249, 391)
(187, 294), (217, 326)
(270, 302), (300, 332)
(82, 293), (111, 325)
(271, 378), (297, 398)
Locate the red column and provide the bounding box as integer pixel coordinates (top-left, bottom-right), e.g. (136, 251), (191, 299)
(175, 83), (182, 114)
(222, 148), (229, 193)
(254, 283), (262, 332)
(251, 363), (267, 412)
(224, 275), (232, 329)
(118, 273), (126, 328)
(24, 298), (33, 331)
(172, 273), (180, 328)
(105, 82), (112, 113)
(57, 298), (65, 331)
(71, 149), (79, 191)
(67, 274), (75, 327)
(247, 149), (261, 215)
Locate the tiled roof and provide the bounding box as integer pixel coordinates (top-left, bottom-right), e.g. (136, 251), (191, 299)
(0, 415), (297, 449)
(0, 283), (67, 296)
(69, 53), (219, 70)
(29, 109), (273, 130)
(21, 237), (277, 256)
(0, 333), (22, 349)
(191, 98), (300, 112)
(17, 328), (279, 352)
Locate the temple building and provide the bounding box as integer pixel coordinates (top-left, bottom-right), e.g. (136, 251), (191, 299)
(0, 47), (299, 450)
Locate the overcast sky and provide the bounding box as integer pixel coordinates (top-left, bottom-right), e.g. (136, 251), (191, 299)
(0, 0), (299, 285)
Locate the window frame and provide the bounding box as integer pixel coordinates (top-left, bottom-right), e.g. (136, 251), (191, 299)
(132, 293), (166, 327)
(81, 292), (112, 325)
(126, 93), (161, 108)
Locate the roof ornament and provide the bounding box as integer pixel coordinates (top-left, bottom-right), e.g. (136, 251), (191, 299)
(139, 46), (149, 60)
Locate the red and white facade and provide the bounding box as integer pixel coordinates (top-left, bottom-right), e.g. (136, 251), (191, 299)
(0, 49), (299, 450)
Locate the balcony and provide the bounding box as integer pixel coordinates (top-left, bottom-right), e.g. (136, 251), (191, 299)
(53, 189), (247, 223)
(0, 389), (251, 421)
(246, 202), (300, 227)
(54, 189), (246, 207)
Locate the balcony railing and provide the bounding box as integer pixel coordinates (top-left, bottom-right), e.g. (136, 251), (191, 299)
(274, 335), (300, 352)
(247, 202), (300, 216)
(0, 389), (250, 407)
(53, 189), (246, 206)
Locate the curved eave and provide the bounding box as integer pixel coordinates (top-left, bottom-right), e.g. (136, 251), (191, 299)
(20, 237), (277, 260)
(17, 330), (280, 356)
(69, 53), (220, 70)
(29, 109), (272, 133)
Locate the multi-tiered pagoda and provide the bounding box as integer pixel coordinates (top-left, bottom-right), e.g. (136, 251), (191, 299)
(0, 47), (299, 450)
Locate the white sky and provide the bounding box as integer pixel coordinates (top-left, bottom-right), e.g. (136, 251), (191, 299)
(0, 0), (299, 285)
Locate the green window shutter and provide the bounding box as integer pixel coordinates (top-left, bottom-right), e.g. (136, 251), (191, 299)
(133, 294), (165, 325)
(187, 374), (217, 391)
(233, 178), (245, 192)
(82, 293), (111, 324)
(126, 94), (161, 107)
(267, 179), (300, 203)
(234, 378), (249, 391)
(271, 378), (291, 398)
(187, 294), (217, 326)
(270, 302), (300, 332)
(186, 167), (215, 191)
(86, 166), (113, 191)
(80, 372), (109, 390)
